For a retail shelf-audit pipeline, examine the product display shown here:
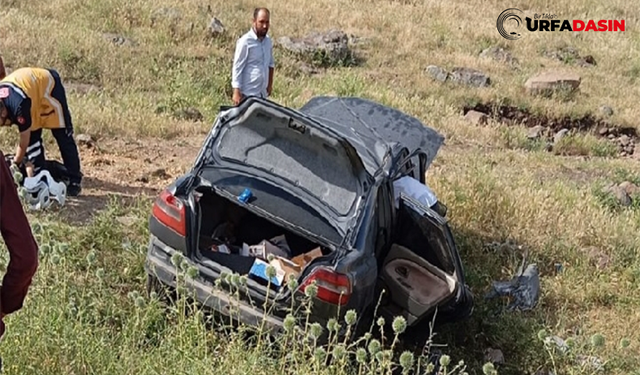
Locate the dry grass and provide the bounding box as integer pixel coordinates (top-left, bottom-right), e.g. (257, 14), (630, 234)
(1, 0), (640, 373)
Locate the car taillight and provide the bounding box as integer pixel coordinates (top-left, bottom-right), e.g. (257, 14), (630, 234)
(152, 189), (186, 236)
(300, 267), (351, 306)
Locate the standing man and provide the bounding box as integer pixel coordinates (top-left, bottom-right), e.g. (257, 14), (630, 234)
(231, 7), (275, 105)
(0, 148), (39, 341)
(0, 67), (83, 196)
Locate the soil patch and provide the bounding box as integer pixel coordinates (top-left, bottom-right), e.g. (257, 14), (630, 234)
(463, 102), (639, 157)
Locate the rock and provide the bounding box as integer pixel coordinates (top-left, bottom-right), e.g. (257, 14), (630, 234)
(581, 246), (611, 270)
(464, 110), (488, 125)
(102, 33), (137, 47)
(449, 67), (491, 87)
(173, 107), (203, 122)
(150, 7), (182, 25)
(544, 46), (596, 67)
(76, 134), (95, 147)
(151, 168), (170, 179)
(425, 65), (448, 82)
(632, 145), (640, 160)
(554, 128), (569, 144)
(207, 17), (225, 37)
(480, 46), (518, 65)
(599, 105), (614, 117)
(527, 125), (545, 139)
(278, 29), (354, 67)
(619, 135), (631, 147)
(578, 55), (597, 66)
(619, 181), (640, 196)
(598, 127), (609, 136)
(525, 71), (581, 95)
(484, 348), (505, 365)
(604, 184), (632, 207)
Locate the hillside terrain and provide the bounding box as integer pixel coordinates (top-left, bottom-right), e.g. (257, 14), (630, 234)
(1, 0), (640, 374)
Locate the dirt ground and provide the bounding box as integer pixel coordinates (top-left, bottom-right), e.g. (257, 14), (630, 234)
(54, 134), (205, 225)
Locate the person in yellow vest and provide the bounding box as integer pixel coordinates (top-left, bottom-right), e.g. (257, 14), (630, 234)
(0, 67), (82, 196)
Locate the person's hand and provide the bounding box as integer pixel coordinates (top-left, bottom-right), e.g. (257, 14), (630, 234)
(232, 89), (242, 106)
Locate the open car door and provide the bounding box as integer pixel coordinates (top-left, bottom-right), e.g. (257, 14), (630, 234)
(379, 193), (465, 326)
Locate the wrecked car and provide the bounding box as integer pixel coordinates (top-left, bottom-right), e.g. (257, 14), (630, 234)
(144, 96), (474, 340)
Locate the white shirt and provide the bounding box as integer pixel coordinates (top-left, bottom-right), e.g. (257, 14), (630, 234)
(231, 29), (274, 98)
(393, 176), (438, 209)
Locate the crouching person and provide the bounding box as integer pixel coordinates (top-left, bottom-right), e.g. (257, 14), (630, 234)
(0, 67), (83, 196)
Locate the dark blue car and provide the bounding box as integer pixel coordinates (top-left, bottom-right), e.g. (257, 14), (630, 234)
(144, 96), (474, 340)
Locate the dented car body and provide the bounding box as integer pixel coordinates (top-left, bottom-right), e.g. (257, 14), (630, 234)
(144, 96), (473, 339)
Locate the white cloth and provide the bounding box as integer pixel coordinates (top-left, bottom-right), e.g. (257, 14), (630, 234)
(393, 176), (438, 209)
(231, 28), (275, 98)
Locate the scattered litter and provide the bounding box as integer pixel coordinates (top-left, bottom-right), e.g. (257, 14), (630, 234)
(544, 336), (569, 354)
(483, 348), (505, 364)
(485, 250), (540, 311)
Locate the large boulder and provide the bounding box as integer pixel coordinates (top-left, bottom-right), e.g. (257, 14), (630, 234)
(277, 29), (356, 67)
(525, 71), (581, 95)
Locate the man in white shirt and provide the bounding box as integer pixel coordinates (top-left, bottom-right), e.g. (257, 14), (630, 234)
(231, 8), (275, 105)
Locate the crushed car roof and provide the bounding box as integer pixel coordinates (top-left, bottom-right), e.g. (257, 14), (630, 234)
(298, 96), (445, 174)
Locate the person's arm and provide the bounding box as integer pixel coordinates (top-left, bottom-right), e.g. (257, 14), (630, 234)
(231, 38), (248, 105)
(10, 98), (33, 165)
(0, 55), (6, 80)
(267, 40), (275, 96)
(0, 150), (39, 320)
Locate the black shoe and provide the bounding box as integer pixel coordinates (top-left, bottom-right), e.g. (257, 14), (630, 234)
(67, 183), (82, 197)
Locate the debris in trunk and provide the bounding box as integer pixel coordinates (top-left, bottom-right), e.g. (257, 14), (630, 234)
(485, 251), (540, 311)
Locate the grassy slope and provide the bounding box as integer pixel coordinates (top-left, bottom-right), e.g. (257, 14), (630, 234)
(1, 0), (640, 374)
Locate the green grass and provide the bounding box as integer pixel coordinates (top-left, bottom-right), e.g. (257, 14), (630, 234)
(1, 0), (640, 374)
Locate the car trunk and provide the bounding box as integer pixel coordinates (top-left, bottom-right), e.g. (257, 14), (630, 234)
(194, 187), (331, 301)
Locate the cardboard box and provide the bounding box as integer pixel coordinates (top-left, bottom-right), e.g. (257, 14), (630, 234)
(249, 258), (285, 288)
(290, 247), (323, 268)
(269, 257), (302, 285)
(249, 239), (290, 260)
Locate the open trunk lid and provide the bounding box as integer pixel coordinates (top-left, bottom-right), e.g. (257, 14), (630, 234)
(195, 98), (376, 241)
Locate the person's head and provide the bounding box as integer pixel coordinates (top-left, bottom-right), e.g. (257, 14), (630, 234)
(252, 7), (270, 38)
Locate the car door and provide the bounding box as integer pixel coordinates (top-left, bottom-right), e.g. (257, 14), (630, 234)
(380, 193), (465, 326)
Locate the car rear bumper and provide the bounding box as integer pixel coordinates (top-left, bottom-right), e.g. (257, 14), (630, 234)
(144, 236), (285, 336)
